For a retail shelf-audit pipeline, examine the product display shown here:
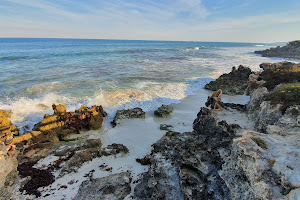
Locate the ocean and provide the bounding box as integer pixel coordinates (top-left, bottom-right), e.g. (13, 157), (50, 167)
(0, 38), (287, 132)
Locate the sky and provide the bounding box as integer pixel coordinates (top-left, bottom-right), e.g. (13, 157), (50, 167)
(0, 0), (300, 42)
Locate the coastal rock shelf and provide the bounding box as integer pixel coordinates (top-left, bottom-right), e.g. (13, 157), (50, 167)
(0, 61), (299, 199)
(255, 40), (300, 59)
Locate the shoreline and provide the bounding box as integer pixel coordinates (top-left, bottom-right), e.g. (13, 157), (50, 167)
(0, 60), (299, 199)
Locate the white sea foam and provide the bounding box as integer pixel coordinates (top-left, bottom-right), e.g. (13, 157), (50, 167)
(0, 93), (77, 132)
(185, 47), (200, 51)
(255, 45), (264, 46)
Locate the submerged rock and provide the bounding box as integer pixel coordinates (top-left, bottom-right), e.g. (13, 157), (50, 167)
(160, 124), (173, 131)
(205, 65), (252, 95)
(254, 41), (300, 59)
(111, 107), (145, 127)
(154, 105), (174, 118)
(74, 172), (131, 200)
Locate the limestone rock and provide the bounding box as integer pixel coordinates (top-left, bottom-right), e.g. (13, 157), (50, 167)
(111, 107), (145, 127)
(154, 105), (173, 118)
(52, 104), (66, 115)
(255, 41), (300, 59)
(31, 104), (106, 144)
(134, 108), (234, 199)
(220, 131), (300, 199)
(74, 172), (131, 200)
(0, 142), (18, 188)
(205, 65), (252, 95)
(59, 143), (129, 176)
(0, 110), (19, 147)
(206, 89), (246, 111)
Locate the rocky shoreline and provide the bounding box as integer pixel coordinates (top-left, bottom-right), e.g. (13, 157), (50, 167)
(0, 61), (299, 199)
(255, 40), (300, 59)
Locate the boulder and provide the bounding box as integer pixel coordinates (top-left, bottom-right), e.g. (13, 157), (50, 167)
(74, 172), (131, 200)
(205, 89), (246, 111)
(154, 105), (173, 118)
(52, 104), (66, 115)
(205, 65), (252, 95)
(0, 110), (19, 147)
(111, 107), (145, 127)
(160, 124), (173, 131)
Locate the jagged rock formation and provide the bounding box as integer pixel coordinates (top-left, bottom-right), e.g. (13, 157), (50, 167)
(255, 41), (300, 59)
(154, 105), (173, 117)
(246, 62), (300, 133)
(134, 108), (237, 199)
(74, 172), (131, 200)
(205, 65), (252, 95)
(0, 110), (19, 149)
(111, 107), (145, 127)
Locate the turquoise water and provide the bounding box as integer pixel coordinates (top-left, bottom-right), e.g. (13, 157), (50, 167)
(0, 38), (286, 130)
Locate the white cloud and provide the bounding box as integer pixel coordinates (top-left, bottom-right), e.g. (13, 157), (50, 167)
(0, 0), (299, 42)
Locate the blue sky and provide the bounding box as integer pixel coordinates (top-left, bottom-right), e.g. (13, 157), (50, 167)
(0, 0), (299, 42)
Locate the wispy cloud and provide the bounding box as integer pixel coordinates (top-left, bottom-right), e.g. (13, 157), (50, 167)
(0, 0), (299, 42)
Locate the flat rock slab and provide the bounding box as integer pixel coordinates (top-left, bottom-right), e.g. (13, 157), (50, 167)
(74, 172), (131, 200)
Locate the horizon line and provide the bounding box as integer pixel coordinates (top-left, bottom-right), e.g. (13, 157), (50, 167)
(0, 37), (287, 44)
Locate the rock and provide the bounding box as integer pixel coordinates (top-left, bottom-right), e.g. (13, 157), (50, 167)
(257, 62), (300, 91)
(111, 107), (145, 127)
(0, 143), (18, 188)
(160, 124), (173, 131)
(205, 89), (224, 111)
(206, 89), (246, 111)
(59, 143), (129, 176)
(220, 131), (300, 199)
(74, 172), (131, 200)
(254, 41), (300, 59)
(0, 110), (19, 147)
(31, 104), (106, 144)
(136, 155), (151, 165)
(52, 139), (102, 156)
(52, 104), (66, 115)
(134, 108), (234, 199)
(205, 65), (252, 95)
(154, 105), (174, 118)
(246, 74), (266, 95)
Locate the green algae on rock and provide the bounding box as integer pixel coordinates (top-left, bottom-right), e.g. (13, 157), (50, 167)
(205, 65), (252, 95)
(154, 105), (174, 118)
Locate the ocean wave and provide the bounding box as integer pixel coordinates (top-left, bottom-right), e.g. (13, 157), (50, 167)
(0, 78), (211, 131)
(0, 93), (77, 132)
(255, 45), (264, 47)
(0, 56), (28, 61)
(25, 82), (69, 95)
(184, 47), (204, 51)
(136, 59), (150, 63)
